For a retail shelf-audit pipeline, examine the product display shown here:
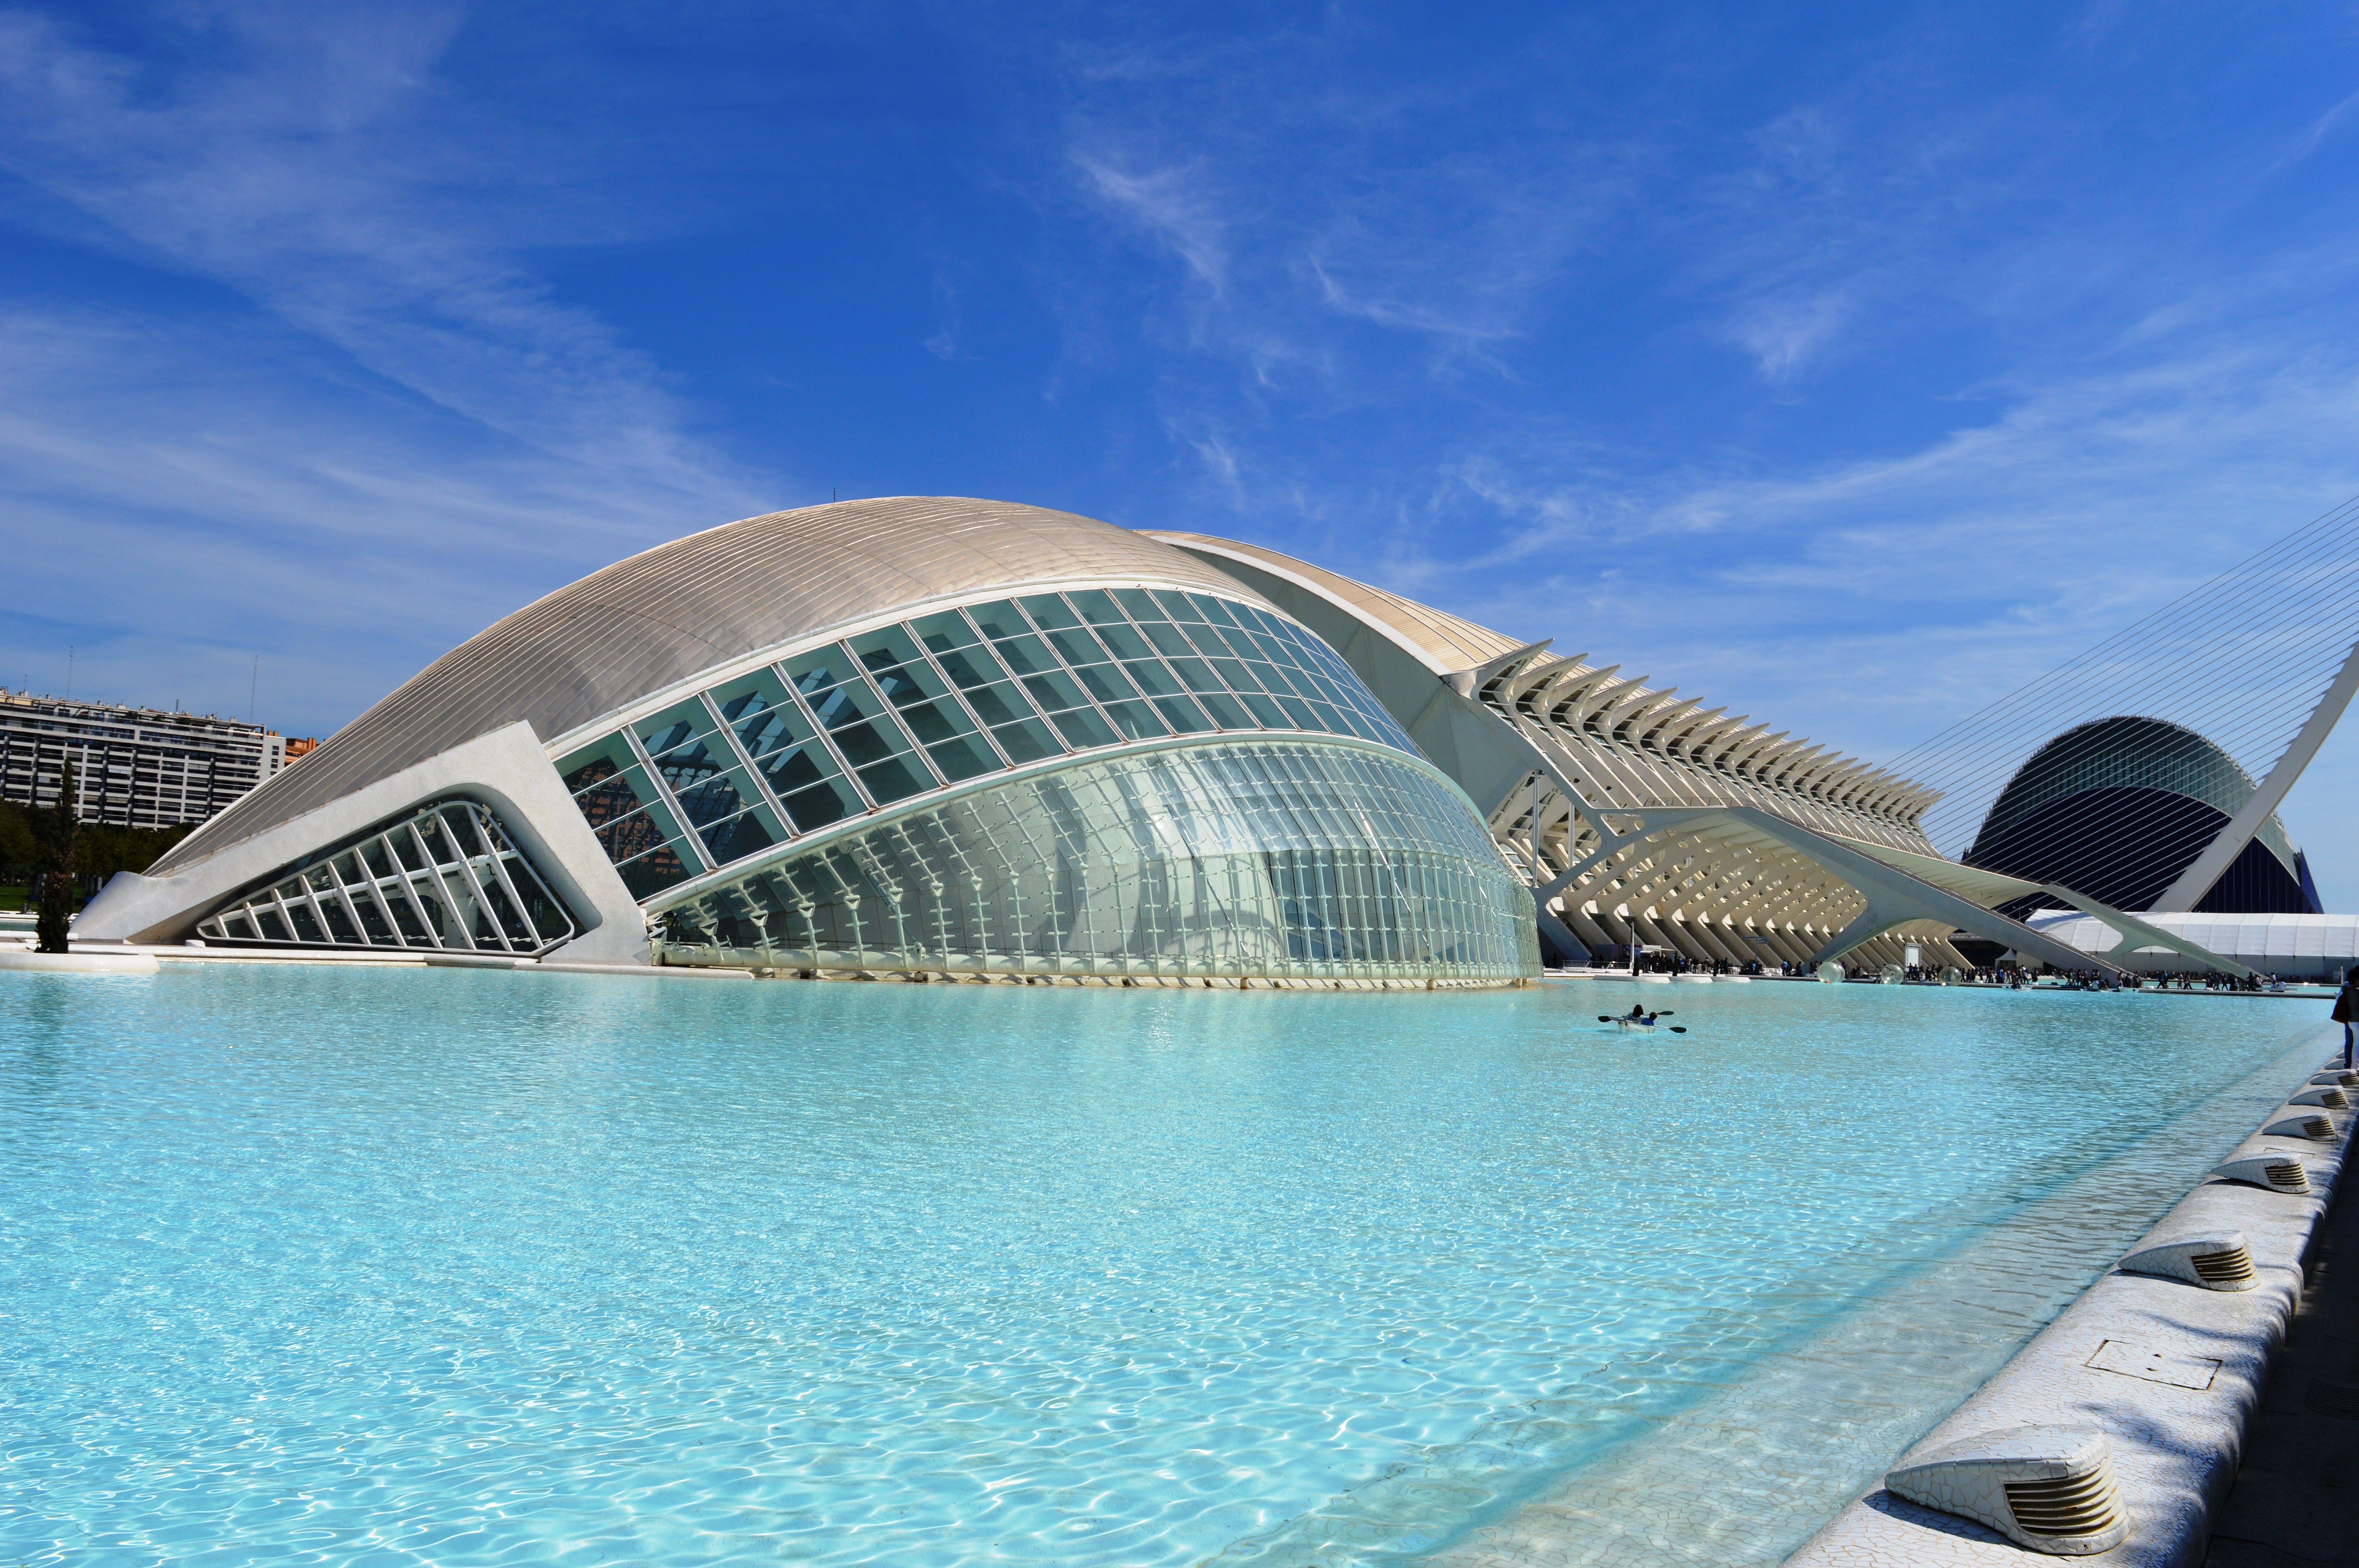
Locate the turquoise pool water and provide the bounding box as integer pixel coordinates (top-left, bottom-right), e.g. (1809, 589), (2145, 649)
(0, 966), (2332, 1566)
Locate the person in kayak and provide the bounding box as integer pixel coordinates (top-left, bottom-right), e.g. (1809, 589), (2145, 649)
(1626, 1003), (1654, 1024)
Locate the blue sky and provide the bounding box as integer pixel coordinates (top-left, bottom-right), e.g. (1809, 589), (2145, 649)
(7, 3), (2359, 887)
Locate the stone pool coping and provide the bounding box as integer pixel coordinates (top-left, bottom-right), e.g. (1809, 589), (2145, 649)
(1783, 1049), (2350, 1568)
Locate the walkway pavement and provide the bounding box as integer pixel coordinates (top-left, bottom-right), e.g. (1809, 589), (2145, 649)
(2205, 1138), (2359, 1566)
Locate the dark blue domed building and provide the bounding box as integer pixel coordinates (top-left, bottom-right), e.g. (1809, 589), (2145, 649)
(1966, 715), (2321, 918)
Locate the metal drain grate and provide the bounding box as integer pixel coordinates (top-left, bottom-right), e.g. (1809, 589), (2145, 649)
(2004, 1466), (2126, 1540)
(2190, 1245), (2256, 1286)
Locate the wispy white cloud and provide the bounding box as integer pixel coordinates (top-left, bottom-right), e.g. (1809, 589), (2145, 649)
(0, 3), (761, 499)
(1070, 152), (1232, 294)
(0, 298), (734, 735)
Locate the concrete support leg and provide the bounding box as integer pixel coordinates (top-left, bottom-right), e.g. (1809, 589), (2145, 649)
(1565, 906), (1615, 953)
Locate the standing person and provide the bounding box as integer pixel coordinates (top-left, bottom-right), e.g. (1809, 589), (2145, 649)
(2337, 971), (2359, 1070)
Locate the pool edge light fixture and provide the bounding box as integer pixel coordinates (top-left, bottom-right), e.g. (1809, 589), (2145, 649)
(1885, 1426), (2128, 1555)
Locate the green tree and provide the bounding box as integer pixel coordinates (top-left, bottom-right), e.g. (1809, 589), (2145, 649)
(0, 802), (34, 875)
(36, 762), (79, 954)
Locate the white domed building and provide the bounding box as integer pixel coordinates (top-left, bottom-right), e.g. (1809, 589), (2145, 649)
(80, 499), (1539, 987)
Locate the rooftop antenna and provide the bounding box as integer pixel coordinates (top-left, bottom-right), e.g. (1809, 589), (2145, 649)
(65, 645), (72, 700)
(249, 654), (258, 723)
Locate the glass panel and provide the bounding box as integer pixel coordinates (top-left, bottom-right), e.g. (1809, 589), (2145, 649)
(1043, 627), (1109, 667)
(413, 815), (459, 867)
(1101, 702), (1168, 741)
(473, 880), (526, 946)
(1276, 695), (1320, 730)
(1018, 593), (1081, 630)
(361, 840), (395, 879)
(1196, 690), (1252, 730)
(255, 906), (293, 944)
(756, 742), (838, 799)
(849, 627), (945, 707)
(933, 644), (1009, 691)
(649, 735), (727, 796)
(991, 719), (1060, 764)
(596, 806), (678, 865)
(350, 887), (396, 942)
(1072, 663), (1139, 705)
(910, 609), (980, 652)
(640, 740), (1535, 983)
(1067, 588), (1125, 626)
(858, 757), (929, 804)
(1182, 622), (1235, 659)
(1049, 708), (1118, 750)
(618, 843), (694, 900)
(1165, 655), (1221, 693)
(1121, 659), (1180, 698)
(318, 895), (361, 944)
(831, 712), (918, 768)
(1152, 589), (1205, 621)
(1189, 594), (1242, 627)
(1093, 619), (1153, 661)
(285, 900), (326, 943)
(928, 738), (999, 782)
(778, 775), (860, 833)
(383, 887), (431, 944)
(807, 679), (879, 730)
(981, 635), (1048, 679)
(700, 806), (782, 867)
(671, 766), (756, 830)
(1114, 588), (1166, 621)
(784, 645), (860, 695)
(960, 681), (1036, 728)
(1020, 670), (1089, 712)
(964, 599), (1027, 641)
(1241, 693), (1290, 728)
(898, 699), (977, 746)
(1141, 621), (1196, 659)
(1210, 657), (1263, 693)
(710, 670), (810, 759)
(559, 734), (638, 793)
(1152, 695), (1213, 733)
(636, 699), (714, 762)
(440, 805), (490, 858)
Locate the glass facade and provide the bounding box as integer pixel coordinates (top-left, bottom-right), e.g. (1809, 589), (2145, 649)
(655, 740), (1539, 984)
(196, 798), (578, 955)
(552, 587), (1421, 898)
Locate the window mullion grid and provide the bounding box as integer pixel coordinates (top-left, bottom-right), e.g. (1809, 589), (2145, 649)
(912, 624), (1020, 770)
(623, 724), (716, 871)
(859, 670), (947, 791)
(321, 859), (374, 947)
(357, 851), (414, 948)
(699, 689), (794, 835)
(782, 667), (881, 813)
(471, 809), (549, 951)
(265, 884), (306, 944)
(442, 816), (514, 951)
(403, 820), (467, 949)
(1021, 593), (1130, 745)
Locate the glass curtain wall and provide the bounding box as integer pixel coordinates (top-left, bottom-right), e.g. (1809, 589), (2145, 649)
(657, 740), (1539, 985)
(196, 798), (578, 955)
(552, 587), (1422, 903)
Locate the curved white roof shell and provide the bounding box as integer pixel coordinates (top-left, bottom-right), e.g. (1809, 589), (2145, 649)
(156, 498), (1264, 876)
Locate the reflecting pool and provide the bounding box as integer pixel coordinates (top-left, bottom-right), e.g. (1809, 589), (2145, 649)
(0, 967), (2333, 1566)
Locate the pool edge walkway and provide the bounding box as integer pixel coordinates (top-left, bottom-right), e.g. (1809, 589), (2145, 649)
(1785, 1046), (2350, 1568)
(2202, 1089), (2359, 1566)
